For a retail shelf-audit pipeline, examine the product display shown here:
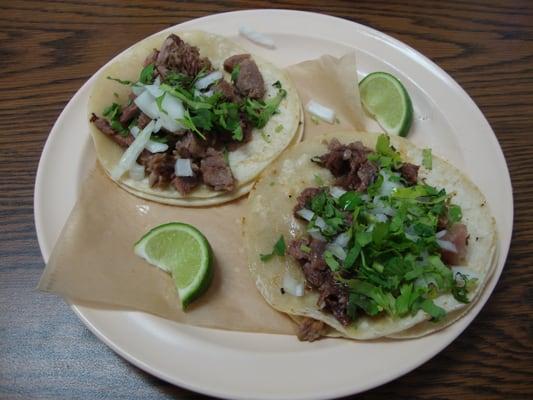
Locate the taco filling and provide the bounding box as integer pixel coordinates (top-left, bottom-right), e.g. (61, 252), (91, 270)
(90, 34), (287, 195)
(283, 135), (476, 332)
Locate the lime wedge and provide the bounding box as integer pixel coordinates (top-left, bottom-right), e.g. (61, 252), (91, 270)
(359, 72), (413, 137)
(134, 222), (213, 309)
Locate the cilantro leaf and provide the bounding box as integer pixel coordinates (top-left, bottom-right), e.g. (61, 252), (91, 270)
(448, 204), (462, 224)
(139, 64), (155, 85)
(107, 76), (132, 85)
(422, 148), (433, 170)
(260, 235), (286, 262)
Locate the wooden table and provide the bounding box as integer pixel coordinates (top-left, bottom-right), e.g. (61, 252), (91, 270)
(1, 1), (531, 399)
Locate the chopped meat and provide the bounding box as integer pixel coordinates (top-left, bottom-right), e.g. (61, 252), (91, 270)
(293, 187), (322, 214)
(400, 163), (419, 185)
(90, 113), (133, 148)
(296, 318), (328, 342)
(172, 162), (200, 195)
(156, 34), (212, 78)
(200, 148), (235, 191)
(223, 54), (251, 72)
(137, 112), (152, 129)
(439, 223), (469, 265)
(174, 131), (206, 158)
(234, 58), (266, 99)
(318, 279), (351, 326)
(288, 237), (352, 326)
(355, 160), (378, 192)
(288, 237), (311, 261)
(316, 140), (376, 191)
(144, 153), (175, 188)
(119, 102), (139, 125)
(173, 176), (199, 195)
(214, 80), (241, 103)
(144, 49), (159, 67)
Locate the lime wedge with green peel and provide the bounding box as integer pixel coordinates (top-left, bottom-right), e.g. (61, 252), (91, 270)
(359, 72), (413, 137)
(134, 222), (213, 309)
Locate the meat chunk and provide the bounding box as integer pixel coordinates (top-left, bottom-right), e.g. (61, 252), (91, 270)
(234, 58), (266, 99)
(137, 112), (152, 129)
(143, 153), (175, 188)
(200, 148), (235, 191)
(318, 139), (374, 192)
(214, 80), (241, 103)
(223, 54), (251, 72)
(144, 49), (159, 67)
(288, 236), (352, 326)
(172, 174), (200, 195)
(296, 318), (328, 342)
(156, 34), (212, 78)
(90, 113), (133, 148)
(119, 102), (139, 125)
(174, 131), (206, 158)
(318, 280), (351, 326)
(439, 223), (469, 265)
(400, 163), (419, 185)
(293, 187), (322, 215)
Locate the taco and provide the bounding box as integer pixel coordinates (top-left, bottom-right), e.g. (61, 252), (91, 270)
(88, 31), (302, 206)
(244, 131), (497, 341)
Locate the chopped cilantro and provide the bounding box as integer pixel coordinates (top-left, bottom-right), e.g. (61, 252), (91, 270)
(422, 148), (432, 170)
(275, 124), (284, 133)
(300, 244), (311, 253)
(324, 250), (340, 271)
(272, 80), (282, 89)
(139, 64), (155, 85)
(314, 174), (324, 186)
(261, 131), (271, 143)
(448, 204), (462, 224)
(310, 115), (320, 125)
(106, 76), (132, 85)
(260, 235), (286, 262)
(231, 64), (240, 83)
(244, 87), (287, 129)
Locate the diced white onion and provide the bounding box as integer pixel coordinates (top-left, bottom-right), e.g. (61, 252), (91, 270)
(436, 230), (447, 239)
(326, 243), (347, 260)
(162, 93), (185, 120)
(305, 100), (336, 124)
(405, 226), (419, 242)
(374, 213), (388, 223)
(314, 216), (327, 230)
(145, 84), (164, 98)
(128, 162), (145, 181)
(296, 208), (314, 221)
(308, 228), (326, 242)
(145, 141), (168, 153)
(451, 266), (479, 281)
(333, 231), (351, 248)
(130, 126), (141, 138)
(379, 170), (402, 197)
(131, 124), (168, 153)
(175, 158), (194, 177)
(134, 91), (159, 119)
(361, 194), (370, 202)
(111, 120), (155, 180)
(282, 273), (304, 297)
(194, 71), (223, 90)
(238, 26), (275, 49)
(153, 118), (163, 133)
(437, 239), (458, 253)
(132, 83), (145, 96)
(330, 186), (347, 199)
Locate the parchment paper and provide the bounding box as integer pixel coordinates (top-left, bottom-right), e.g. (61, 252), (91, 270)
(38, 52), (378, 334)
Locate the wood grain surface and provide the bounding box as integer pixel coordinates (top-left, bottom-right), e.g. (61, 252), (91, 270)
(1, 1), (532, 399)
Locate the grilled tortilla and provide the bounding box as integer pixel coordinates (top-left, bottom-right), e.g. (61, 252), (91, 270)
(88, 30), (302, 206)
(244, 131), (497, 340)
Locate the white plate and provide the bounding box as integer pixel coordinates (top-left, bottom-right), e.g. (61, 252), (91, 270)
(34, 10), (512, 400)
